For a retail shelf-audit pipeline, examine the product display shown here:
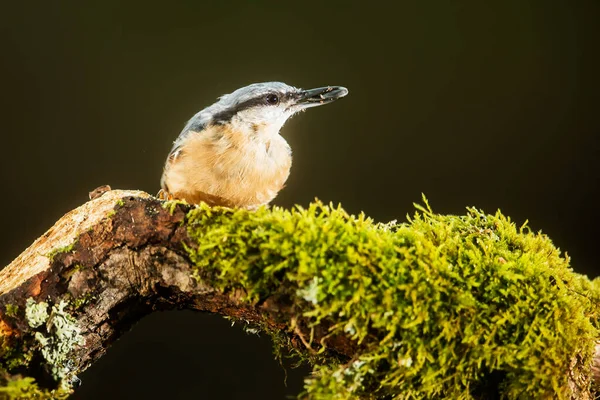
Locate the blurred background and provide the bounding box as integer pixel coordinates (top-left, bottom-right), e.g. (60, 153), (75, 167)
(1, 1), (598, 398)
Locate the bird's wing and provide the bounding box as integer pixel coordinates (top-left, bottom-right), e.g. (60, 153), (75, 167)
(160, 113), (211, 191)
(168, 111), (211, 160)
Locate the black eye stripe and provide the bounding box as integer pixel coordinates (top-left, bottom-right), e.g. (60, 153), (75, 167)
(212, 92), (284, 123)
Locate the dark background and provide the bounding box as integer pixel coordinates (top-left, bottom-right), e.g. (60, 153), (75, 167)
(1, 1), (599, 399)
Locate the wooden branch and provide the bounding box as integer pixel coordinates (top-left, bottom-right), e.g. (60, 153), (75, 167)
(0, 189), (598, 399)
(0, 190), (361, 397)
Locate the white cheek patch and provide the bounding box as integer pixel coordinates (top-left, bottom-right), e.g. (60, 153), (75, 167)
(237, 106), (294, 136)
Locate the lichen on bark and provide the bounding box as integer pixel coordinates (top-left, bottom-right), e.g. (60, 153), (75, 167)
(0, 190), (599, 399)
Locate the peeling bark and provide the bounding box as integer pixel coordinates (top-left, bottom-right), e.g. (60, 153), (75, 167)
(0, 190), (352, 394)
(0, 189), (598, 398)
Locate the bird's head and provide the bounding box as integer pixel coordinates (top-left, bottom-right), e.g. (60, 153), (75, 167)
(186, 82), (349, 137)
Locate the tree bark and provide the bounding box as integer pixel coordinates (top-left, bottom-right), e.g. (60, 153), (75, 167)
(0, 190), (354, 397)
(0, 189), (598, 399)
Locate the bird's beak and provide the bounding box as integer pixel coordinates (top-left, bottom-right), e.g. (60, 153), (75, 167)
(293, 86), (349, 109)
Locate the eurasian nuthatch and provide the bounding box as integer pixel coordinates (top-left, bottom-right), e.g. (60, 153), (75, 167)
(159, 82), (348, 209)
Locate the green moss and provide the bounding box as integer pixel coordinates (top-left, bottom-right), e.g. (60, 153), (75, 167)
(162, 198), (188, 215)
(1, 338), (49, 398)
(0, 376), (71, 400)
(185, 199), (600, 399)
(46, 242), (76, 262)
(3, 306), (18, 319)
(107, 199), (126, 218)
(73, 292), (95, 310)
(60, 264), (86, 281)
(0, 340), (32, 372)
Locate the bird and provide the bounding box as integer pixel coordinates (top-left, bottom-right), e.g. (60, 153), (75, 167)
(159, 82), (348, 209)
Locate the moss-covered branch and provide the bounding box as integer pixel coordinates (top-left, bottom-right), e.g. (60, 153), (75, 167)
(0, 190), (599, 399)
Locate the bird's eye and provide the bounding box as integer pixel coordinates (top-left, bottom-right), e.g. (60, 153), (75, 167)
(265, 93), (279, 105)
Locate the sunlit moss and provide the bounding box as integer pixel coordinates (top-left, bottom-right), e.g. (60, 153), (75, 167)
(185, 198), (600, 399)
(162, 198), (189, 215)
(2, 197), (598, 399)
(0, 376), (70, 400)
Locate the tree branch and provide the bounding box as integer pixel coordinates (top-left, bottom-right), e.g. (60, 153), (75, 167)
(0, 190), (599, 399)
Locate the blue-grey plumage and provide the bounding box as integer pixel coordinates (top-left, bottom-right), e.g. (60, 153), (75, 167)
(160, 82), (348, 209)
